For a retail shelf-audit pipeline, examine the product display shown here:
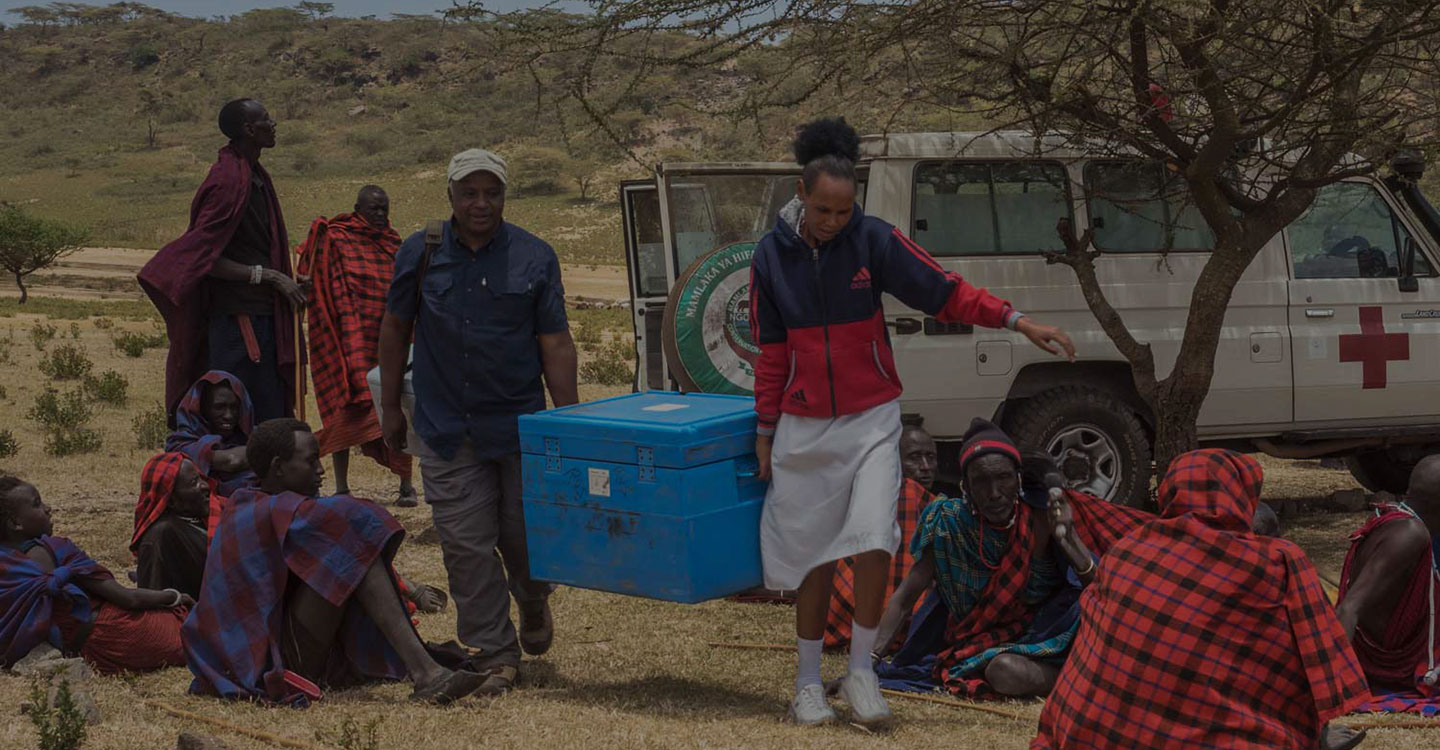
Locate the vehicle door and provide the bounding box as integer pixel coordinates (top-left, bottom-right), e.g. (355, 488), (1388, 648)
(620, 179), (673, 391)
(1287, 179), (1440, 424)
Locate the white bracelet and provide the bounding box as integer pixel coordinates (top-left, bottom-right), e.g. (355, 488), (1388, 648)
(249, 265), (264, 285)
(163, 588), (182, 607)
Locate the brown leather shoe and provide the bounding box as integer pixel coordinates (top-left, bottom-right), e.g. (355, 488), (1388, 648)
(518, 599), (554, 656)
(474, 664), (518, 696)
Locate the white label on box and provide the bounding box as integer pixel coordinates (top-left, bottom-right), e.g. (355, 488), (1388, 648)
(588, 468), (611, 497)
(642, 403), (690, 412)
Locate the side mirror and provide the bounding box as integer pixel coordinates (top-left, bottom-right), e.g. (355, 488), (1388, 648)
(1399, 237), (1419, 293)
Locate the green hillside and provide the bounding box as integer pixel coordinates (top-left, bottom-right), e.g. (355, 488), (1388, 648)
(0, 4), (978, 262)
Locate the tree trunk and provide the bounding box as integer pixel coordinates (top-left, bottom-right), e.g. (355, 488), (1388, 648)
(15, 273), (27, 304)
(1150, 384), (1205, 481)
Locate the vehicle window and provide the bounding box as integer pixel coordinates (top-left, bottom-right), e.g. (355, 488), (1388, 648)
(667, 174), (798, 272)
(1085, 162), (1216, 252)
(912, 161), (1069, 256)
(626, 186), (668, 297)
(1288, 181), (1435, 279)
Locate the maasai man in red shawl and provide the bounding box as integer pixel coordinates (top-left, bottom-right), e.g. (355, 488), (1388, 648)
(1337, 454), (1440, 715)
(295, 186), (416, 506)
(872, 419), (1150, 699)
(1, 478), (192, 675)
(826, 421), (937, 650)
(132, 453), (226, 600)
(138, 98), (305, 426)
(166, 371), (258, 497)
(183, 418), (482, 707)
(1033, 449), (1372, 750)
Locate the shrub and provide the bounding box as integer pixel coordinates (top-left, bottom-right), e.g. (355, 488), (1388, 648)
(580, 341), (633, 387)
(0, 329), (15, 365)
(334, 717), (383, 750)
(131, 403), (168, 450)
(92, 317), (113, 330)
(111, 330), (165, 358)
(28, 388), (101, 457)
(38, 344), (92, 380)
(0, 429), (18, 459)
(127, 42), (160, 70)
(27, 677), (87, 750)
(82, 370), (128, 406)
(574, 323), (602, 351)
(68, 322), (80, 339)
(30, 321), (56, 350)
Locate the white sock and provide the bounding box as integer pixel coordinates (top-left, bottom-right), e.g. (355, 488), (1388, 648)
(849, 623), (879, 675)
(796, 637), (823, 691)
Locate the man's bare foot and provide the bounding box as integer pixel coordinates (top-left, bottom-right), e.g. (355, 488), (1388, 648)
(396, 487), (419, 508)
(409, 668), (486, 705)
(1320, 723), (1366, 750)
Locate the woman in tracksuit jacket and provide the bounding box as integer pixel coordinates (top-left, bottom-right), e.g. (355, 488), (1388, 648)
(751, 119), (1075, 726)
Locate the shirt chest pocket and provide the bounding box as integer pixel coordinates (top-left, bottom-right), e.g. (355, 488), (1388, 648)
(484, 276), (538, 324)
(420, 272), (457, 320)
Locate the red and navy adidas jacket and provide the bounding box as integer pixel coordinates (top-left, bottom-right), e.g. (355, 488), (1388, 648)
(749, 202), (1022, 436)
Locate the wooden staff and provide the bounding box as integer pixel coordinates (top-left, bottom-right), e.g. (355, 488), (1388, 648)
(707, 641), (795, 652)
(143, 700), (324, 749)
(292, 246), (306, 422)
(879, 689), (1033, 721)
(1341, 718), (1440, 730)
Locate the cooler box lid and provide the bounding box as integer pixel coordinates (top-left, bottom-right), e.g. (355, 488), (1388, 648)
(519, 392), (756, 469)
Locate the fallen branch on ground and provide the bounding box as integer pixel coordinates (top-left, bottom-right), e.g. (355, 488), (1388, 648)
(707, 641), (794, 652)
(1342, 718), (1440, 730)
(142, 700), (324, 749)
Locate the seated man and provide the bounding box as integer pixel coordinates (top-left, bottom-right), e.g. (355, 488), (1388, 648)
(183, 418), (483, 706)
(1336, 455), (1440, 697)
(132, 452), (225, 600)
(1033, 449), (1371, 750)
(167, 371), (257, 496)
(873, 419), (1150, 698)
(1, 477), (193, 675)
(824, 420), (939, 650)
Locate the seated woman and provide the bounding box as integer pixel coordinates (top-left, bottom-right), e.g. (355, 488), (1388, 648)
(132, 452), (225, 600)
(184, 418), (483, 706)
(1, 477), (193, 675)
(873, 419), (1150, 698)
(166, 371), (257, 496)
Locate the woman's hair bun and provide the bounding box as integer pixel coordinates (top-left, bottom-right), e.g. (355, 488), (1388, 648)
(793, 117), (860, 166)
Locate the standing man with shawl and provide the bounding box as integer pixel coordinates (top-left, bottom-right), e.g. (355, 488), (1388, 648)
(296, 186), (415, 506)
(750, 118), (1076, 727)
(1335, 455), (1440, 713)
(139, 98), (305, 425)
(1033, 449), (1371, 750)
(871, 420), (1149, 698)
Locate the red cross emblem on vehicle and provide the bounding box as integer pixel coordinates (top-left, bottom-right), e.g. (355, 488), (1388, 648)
(1338, 306), (1409, 389)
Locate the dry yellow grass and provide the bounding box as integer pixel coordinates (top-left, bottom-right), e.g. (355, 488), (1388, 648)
(0, 310), (1434, 749)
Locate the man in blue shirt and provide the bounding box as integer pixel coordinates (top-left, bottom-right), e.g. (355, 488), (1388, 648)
(377, 148), (579, 694)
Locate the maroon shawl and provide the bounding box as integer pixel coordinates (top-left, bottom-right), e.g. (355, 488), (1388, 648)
(138, 143), (299, 421)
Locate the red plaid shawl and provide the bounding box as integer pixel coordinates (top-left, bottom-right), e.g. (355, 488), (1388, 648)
(825, 478), (935, 649)
(1340, 504), (1440, 706)
(131, 452), (225, 554)
(295, 213), (409, 476)
(934, 489), (1149, 697)
(1034, 450), (1371, 750)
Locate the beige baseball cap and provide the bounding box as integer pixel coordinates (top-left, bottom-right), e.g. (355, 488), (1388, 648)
(447, 148), (508, 185)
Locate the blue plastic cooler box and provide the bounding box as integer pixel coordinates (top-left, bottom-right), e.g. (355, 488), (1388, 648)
(519, 392), (765, 603)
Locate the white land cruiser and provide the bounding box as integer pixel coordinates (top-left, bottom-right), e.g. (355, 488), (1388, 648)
(619, 132), (1440, 507)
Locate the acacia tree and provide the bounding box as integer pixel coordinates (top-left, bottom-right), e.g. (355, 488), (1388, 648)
(0, 206), (88, 303)
(472, 0), (1440, 476)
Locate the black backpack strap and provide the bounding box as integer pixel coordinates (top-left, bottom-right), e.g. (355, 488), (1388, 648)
(405, 220), (445, 374)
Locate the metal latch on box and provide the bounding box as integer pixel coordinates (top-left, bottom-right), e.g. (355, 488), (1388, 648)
(637, 446), (655, 482)
(545, 438), (560, 472)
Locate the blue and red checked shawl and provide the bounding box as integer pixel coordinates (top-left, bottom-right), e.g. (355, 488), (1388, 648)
(182, 487), (408, 707)
(165, 371), (257, 497)
(0, 536), (111, 668)
(1033, 450), (1371, 750)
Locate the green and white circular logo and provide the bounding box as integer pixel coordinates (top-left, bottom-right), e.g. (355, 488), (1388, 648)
(662, 242), (758, 395)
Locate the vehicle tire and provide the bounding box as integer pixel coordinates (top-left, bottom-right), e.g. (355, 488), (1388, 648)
(1345, 450), (1418, 494)
(1003, 386), (1153, 508)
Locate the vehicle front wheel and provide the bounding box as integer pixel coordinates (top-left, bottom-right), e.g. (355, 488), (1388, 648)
(1004, 386), (1153, 508)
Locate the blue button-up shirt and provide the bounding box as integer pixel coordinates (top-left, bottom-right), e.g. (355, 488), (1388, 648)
(387, 220), (568, 461)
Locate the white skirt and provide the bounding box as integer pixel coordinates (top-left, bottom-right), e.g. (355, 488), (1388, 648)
(760, 399), (902, 590)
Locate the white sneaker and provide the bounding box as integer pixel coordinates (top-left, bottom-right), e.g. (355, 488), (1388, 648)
(839, 669), (892, 726)
(789, 683), (838, 726)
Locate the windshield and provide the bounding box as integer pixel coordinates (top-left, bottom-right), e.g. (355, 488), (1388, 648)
(666, 174), (798, 273)
(1387, 176), (1440, 250)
